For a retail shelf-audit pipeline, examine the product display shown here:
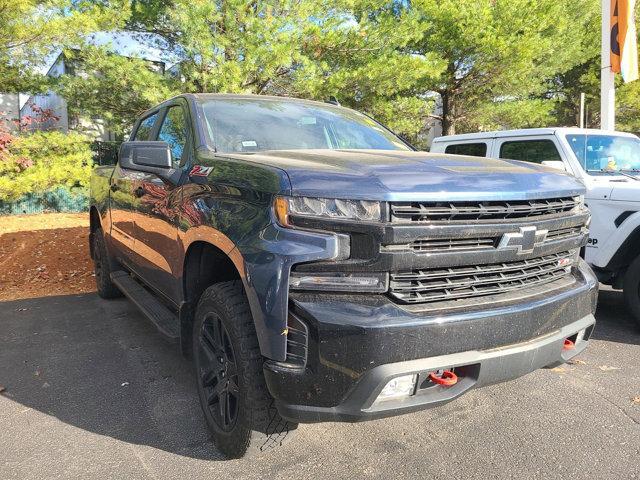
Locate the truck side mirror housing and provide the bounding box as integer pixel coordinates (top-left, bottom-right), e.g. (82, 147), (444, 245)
(541, 160), (567, 172)
(118, 141), (181, 183)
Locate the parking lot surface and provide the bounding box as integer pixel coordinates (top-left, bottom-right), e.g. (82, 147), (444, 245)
(1, 287), (639, 479)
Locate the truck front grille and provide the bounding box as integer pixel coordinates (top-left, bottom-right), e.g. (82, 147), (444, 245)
(382, 225), (586, 254)
(390, 197), (579, 223)
(389, 251), (576, 304)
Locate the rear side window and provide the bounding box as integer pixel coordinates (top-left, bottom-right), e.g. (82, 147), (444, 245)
(499, 140), (561, 164)
(133, 113), (158, 141)
(444, 143), (487, 157)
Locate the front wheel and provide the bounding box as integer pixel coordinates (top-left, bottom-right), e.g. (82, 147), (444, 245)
(623, 255), (640, 328)
(92, 227), (122, 299)
(193, 281), (297, 458)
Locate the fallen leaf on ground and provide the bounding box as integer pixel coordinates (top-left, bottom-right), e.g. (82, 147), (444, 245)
(569, 359), (587, 365)
(598, 365), (621, 371)
(632, 396), (640, 405)
(551, 367), (568, 373)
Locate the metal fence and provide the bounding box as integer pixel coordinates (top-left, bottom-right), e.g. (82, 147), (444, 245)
(0, 141), (120, 215)
(0, 188), (90, 215)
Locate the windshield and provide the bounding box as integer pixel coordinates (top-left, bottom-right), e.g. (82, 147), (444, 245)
(199, 98), (409, 153)
(565, 134), (640, 174)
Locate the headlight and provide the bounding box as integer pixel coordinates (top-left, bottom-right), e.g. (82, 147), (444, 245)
(274, 195), (382, 226)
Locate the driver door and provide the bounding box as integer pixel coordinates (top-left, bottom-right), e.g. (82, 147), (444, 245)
(128, 101), (192, 303)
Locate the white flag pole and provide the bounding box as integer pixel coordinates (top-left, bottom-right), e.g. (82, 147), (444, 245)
(601, 0), (616, 130)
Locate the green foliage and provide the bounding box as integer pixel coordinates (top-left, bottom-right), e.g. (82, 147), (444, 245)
(129, 0), (323, 94)
(54, 46), (177, 136)
(3, 0), (640, 147)
(552, 1), (640, 132)
(0, 131), (93, 202)
(472, 99), (556, 131)
(406, 0), (595, 134)
(618, 82), (640, 133)
(0, 0), (125, 93)
(288, 1), (443, 144)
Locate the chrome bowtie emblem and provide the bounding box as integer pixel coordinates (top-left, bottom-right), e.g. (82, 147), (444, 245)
(498, 226), (548, 254)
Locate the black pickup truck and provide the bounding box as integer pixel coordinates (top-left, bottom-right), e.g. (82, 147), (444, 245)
(90, 94), (598, 458)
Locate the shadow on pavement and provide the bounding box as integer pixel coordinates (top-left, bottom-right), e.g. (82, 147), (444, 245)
(0, 293), (225, 461)
(591, 288), (640, 346)
(0, 289), (638, 463)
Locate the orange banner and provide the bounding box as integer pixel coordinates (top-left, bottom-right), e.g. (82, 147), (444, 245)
(609, 0), (635, 73)
(612, 0), (639, 82)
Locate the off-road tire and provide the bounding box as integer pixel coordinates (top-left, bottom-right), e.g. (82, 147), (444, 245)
(193, 281), (297, 458)
(623, 255), (640, 328)
(92, 227), (122, 299)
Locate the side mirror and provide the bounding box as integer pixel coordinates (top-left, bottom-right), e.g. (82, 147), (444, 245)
(119, 141), (181, 183)
(541, 160), (567, 172)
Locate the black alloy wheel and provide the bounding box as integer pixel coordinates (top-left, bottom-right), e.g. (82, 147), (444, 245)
(198, 313), (240, 431)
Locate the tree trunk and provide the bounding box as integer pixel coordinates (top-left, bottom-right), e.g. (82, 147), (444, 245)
(441, 91), (456, 136)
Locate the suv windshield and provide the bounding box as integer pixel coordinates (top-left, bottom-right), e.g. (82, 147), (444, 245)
(199, 98), (409, 153)
(566, 134), (640, 174)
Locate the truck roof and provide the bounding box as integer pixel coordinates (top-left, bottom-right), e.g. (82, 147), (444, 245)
(431, 127), (638, 143)
(169, 92), (340, 109)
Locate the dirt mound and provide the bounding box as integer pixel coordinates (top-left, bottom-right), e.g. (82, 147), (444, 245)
(0, 214), (95, 301)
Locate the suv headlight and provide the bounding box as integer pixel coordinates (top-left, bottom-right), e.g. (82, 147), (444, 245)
(274, 195), (382, 227)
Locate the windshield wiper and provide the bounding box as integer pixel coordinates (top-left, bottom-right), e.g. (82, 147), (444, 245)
(594, 168), (640, 181)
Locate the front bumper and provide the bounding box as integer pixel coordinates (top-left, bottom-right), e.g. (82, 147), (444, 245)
(263, 260), (598, 423)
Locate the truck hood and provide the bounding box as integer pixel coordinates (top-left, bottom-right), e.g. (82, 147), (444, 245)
(221, 149), (585, 201)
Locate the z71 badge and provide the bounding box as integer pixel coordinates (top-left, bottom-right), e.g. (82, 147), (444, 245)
(189, 165), (213, 177)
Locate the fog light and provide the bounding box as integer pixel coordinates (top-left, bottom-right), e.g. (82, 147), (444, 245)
(374, 374), (417, 404)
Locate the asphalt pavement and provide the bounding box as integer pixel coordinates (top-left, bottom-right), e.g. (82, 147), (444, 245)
(1, 287), (639, 479)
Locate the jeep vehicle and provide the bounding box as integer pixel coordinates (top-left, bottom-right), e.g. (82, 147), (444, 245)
(90, 95), (597, 458)
(432, 128), (640, 327)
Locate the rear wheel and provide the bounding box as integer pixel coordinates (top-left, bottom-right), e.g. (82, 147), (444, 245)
(193, 281), (297, 458)
(92, 227), (122, 299)
(623, 255), (640, 328)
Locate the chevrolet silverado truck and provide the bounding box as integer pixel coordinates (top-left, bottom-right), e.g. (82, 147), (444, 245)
(90, 94), (598, 458)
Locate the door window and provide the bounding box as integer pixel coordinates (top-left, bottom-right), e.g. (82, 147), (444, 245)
(444, 143), (487, 157)
(133, 113), (158, 140)
(158, 106), (189, 168)
(499, 139), (561, 164)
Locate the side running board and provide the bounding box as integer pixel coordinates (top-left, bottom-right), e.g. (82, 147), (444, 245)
(110, 271), (179, 341)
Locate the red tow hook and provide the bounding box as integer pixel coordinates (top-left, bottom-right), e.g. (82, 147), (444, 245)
(429, 370), (458, 387)
(563, 338), (575, 351)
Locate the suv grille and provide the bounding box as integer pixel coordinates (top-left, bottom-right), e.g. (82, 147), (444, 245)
(390, 197), (579, 222)
(389, 251), (576, 304)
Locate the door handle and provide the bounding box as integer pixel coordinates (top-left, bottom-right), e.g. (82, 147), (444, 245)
(110, 183), (119, 192)
(134, 187), (145, 198)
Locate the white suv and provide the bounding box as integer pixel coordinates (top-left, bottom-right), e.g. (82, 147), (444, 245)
(432, 128), (640, 327)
